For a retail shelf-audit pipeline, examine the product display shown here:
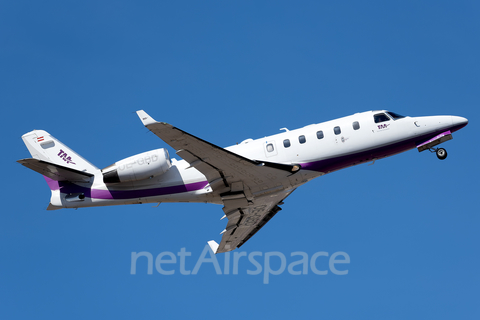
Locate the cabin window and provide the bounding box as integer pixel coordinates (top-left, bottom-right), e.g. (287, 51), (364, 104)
(298, 135), (306, 144)
(334, 126), (341, 135)
(353, 121), (360, 130)
(316, 131), (324, 139)
(266, 143), (274, 152)
(374, 113), (390, 123)
(283, 139), (291, 148)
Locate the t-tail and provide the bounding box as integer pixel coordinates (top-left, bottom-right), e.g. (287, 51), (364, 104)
(17, 130), (99, 210)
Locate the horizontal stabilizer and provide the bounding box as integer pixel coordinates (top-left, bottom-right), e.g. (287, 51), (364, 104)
(17, 158), (94, 182)
(47, 203), (62, 211)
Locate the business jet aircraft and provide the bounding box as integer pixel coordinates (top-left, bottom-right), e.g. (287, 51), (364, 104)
(18, 110), (468, 253)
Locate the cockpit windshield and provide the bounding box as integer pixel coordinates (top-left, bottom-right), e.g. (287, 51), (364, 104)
(386, 111), (406, 120)
(374, 113), (390, 123)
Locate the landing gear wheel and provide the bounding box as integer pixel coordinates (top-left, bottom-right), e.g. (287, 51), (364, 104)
(436, 148), (447, 160)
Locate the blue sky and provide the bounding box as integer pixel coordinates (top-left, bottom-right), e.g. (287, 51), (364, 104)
(1, 1), (479, 319)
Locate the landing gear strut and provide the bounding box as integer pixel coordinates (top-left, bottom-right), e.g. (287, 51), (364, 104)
(430, 147), (447, 160)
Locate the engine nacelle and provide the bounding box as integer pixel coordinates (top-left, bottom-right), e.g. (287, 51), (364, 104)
(102, 148), (171, 184)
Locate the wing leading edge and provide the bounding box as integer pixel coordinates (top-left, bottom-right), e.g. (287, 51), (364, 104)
(136, 110), (301, 252)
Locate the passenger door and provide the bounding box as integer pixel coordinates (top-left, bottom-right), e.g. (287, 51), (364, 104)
(263, 140), (278, 158)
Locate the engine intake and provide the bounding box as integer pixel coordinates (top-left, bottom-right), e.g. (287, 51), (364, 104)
(102, 148), (171, 184)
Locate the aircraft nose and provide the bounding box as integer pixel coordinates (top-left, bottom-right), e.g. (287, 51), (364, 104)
(451, 116), (468, 131)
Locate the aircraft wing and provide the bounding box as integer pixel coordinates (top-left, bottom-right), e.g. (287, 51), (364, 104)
(136, 110), (301, 252)
(213, 188), (295, 253)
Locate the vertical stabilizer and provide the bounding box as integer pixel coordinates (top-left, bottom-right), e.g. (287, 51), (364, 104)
(21, 130), (98, 174)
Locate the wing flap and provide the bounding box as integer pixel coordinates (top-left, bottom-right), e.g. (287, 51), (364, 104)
(17, 158), (94, 182)
(215, 189), (295, 253)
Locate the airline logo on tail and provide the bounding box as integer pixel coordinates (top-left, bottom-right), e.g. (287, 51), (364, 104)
(57, 149), (76, 165)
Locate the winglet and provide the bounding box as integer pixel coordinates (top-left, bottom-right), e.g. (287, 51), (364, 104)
(136, 110), (158, 126)
(207, 240), (219, 254)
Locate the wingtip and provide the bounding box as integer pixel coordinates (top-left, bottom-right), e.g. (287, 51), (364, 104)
(136, 110), (157, 126)
(207, 240), (219, 254)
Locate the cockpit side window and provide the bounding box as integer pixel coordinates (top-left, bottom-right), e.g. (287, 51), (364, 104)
(386, 111), (406, 120)
(374, 113), (390, 123)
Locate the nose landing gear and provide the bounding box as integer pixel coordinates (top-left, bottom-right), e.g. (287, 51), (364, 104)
(430, 147), (447, 160)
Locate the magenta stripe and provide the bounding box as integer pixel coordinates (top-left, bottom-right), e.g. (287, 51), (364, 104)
(89, 181), (209, 199)
(299, 128), (455, 173)
(53, 180), (209, 200)
(416, 130), (451, 148)
(44, 176), (60, 190)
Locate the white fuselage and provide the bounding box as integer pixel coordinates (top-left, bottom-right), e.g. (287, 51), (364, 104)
(51, 110), (467, 208)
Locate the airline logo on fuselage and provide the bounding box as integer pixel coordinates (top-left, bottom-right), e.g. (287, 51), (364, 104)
(377, 124), (390, 130)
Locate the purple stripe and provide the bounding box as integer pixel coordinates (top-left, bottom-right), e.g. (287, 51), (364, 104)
(300, 129), (454, 173)
(57, 181), (209, 200)
(450, 122), (468, 133)
(44, 176), (60, 190)
(300, 139), (416, 173)
(416, 130), (451, 148)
